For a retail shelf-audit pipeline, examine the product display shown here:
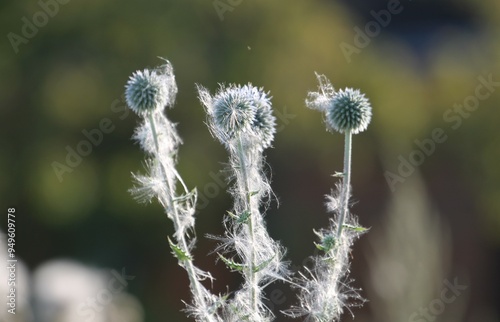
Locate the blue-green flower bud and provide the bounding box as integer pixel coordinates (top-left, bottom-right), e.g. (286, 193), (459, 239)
(125, 61), (177, 116)
(198, 84), (276, 150)
(326, 88), (372, 134)
(307, 73), (372, 134)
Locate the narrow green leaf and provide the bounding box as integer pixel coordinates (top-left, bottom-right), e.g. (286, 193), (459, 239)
(218, 253), (245, 271)
(314, 242), (327, 251)
(343, 224), (369, 232)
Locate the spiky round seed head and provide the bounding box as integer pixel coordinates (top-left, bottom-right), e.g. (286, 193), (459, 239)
(125, 66), (177, 115)
(200, 84), (276, 150)
(326, 88), (372, 134)
(212, 85), (257, 139)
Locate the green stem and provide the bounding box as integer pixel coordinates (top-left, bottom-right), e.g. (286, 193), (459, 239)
(147, 112), (216, 322)
(336, 130), (352, 239)
(236, 136), (259, 314)
(148, 113), (161, 158)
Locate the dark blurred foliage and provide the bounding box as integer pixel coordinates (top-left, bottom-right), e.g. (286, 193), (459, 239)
(1, 0), (499, 321)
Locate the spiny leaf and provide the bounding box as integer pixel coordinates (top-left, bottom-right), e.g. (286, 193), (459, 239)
(218, 253), (245, 271)
(227, 210), (251, 223)
(237, 210), (251, 223)
(167, 237), (192, 261)
(343, 224), (369, 232)
(314, 241), (327, 252)
(249, 190), (259, 197)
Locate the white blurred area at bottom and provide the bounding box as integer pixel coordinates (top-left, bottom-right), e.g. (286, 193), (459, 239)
(0, 237), (144, 322)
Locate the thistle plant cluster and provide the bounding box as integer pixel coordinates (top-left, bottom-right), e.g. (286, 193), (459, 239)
(125, 59), (372, 322)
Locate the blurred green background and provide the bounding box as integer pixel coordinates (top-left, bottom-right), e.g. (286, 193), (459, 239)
(1, 0), (499, 321)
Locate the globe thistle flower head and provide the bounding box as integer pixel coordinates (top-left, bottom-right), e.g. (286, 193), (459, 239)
(326, 88), (372, 134)
(306, 73), (372, 134)
(198, 83), (276, 150)
(125, 60), (178, 116)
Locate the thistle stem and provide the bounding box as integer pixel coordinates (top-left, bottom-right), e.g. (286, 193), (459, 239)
(336, 130), (352, 239)
(148, 113), (161, 158)
(147, 112), (217, 322)
(236, 136), (259, 315)
(147, 113), (190, 193)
